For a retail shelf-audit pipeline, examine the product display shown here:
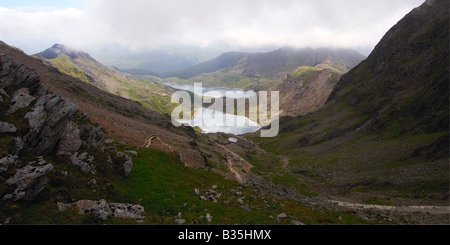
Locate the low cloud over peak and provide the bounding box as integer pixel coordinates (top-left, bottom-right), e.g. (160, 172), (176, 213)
(0, 0), (424, 55)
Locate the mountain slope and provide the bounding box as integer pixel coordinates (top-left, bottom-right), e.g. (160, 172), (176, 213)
(34, 44), (176, 115)
(269, 64), (343, 117)
(251, 0), (449, 207)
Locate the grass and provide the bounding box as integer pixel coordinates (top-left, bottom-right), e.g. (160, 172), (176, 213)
(0, 142), (375, 224)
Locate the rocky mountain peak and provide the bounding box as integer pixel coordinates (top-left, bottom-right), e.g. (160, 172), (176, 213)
(35, 44), (96, 61)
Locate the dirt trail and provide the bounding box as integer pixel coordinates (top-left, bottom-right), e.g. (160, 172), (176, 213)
(273, 154), (450, 215)
(141, 135), (174, 152)
(215, 142), (260, 184)
(329, 200), (450, 215)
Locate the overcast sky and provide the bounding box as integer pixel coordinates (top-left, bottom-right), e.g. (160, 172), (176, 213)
(0, 0), (425, 56)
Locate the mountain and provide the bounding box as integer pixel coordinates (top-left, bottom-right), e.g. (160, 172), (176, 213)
(34, 44), (176, 115)
(162, 47), (365, 90)
(251, 0), (449, 209)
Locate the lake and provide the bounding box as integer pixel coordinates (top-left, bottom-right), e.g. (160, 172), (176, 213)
(164, 82), (261, 135)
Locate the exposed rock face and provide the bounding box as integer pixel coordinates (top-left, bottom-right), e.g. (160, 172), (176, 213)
(24, 92), (79, 155)
(0, 121), (17, 133)
(57, 199), (145, 221)
(58, 121), (82, 155)
(270, 67), (341, 117)
(0, 54), (41, 95)
(4, 157), (54, 201)
(6, 88), (35, 115)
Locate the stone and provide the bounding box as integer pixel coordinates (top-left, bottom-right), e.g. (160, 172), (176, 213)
(104, 139), (115, 144)
(277, 213), (288, 223)
(0, 122), (17, 133)
(176, 219), (186, 225)
(116, 152), (133, 177)
(70, 152), (94, 174)
(236, 198), (244, 204)
(57, 199), (145, 221)
(291, 220), (305, 225)
(205, 213), (212, 222)
(194, 188), (200, 195)
(125, 150), (138, 156)
(6, 88), (35, 115)
(240, 205), (251, 212)
(0, 155), (18, 173)
(4, 157), (54, 201)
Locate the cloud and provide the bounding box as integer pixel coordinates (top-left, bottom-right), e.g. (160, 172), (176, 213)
(0, 0), (425, 55)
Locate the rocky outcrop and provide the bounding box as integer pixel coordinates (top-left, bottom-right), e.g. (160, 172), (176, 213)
(57, 199), (145, 221)
(24, 92), (79, 155)
(270, 66), (341, 117)
(0, 50), (135, 207)
(3, 157), (54, 201)
(0, 53), (41, 95)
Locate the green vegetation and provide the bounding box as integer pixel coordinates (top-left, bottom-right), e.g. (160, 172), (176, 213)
(38, 55), (94, 86)
(0, 140), (372, 224)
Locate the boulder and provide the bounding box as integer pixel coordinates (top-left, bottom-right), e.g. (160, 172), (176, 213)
(277, 213), (288, 223)
(205, 213), (212, 222)
(116, 152), (133, 177)
(0, 122), (17, 133)
(4, 157), (54, 201)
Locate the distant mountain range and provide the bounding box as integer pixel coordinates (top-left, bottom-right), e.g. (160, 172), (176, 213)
(163, 47), (365, 80)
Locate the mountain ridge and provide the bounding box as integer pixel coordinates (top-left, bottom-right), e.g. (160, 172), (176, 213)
(164, 47), (366, 81)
